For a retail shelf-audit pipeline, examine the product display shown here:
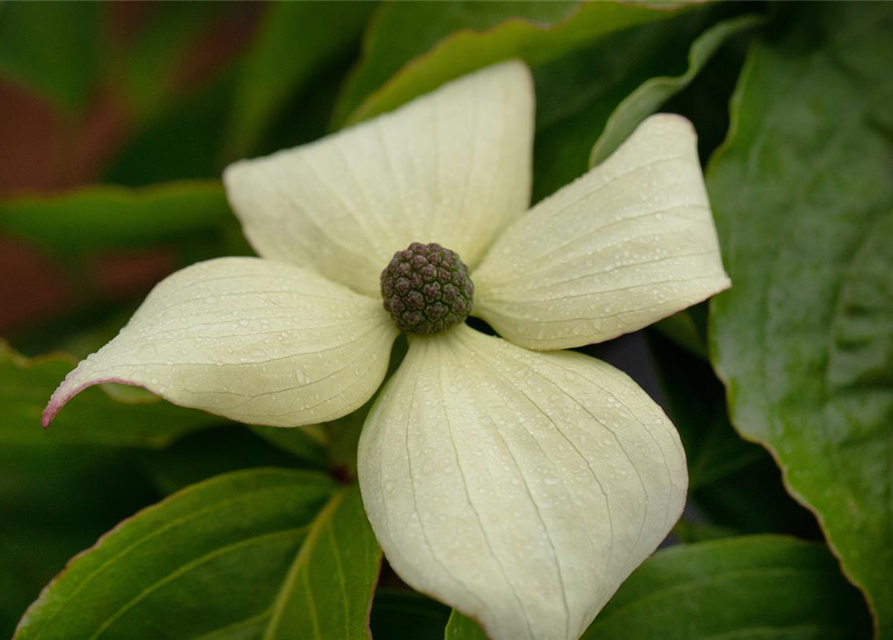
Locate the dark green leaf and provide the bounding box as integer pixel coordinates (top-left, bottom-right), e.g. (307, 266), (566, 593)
(650, 336), (821, 539)
(14, 469), (381, 640)
(0, 341), (220, 449)
(137, 427), (325, 495)
(652, 310), (708, 359)
(588, 13), (762, 167)
(250, 424), (328, 468)
(671, 519), (739, 544)
(0, 2), (101, 113)
(531, 7), (754, 201)
(444, 610), (489, 640)
(222, 1), (375, 161)
(115, 3), (238, 123)
(336, 1), (692, 128)
(0, 445), (158, 639)
(650, 335), (765, 491)
(707, 4), (893, 634)
(370, 588), (450, 640)
(582, 536), (871, 639)
(0, 181), (231, 253)
(103, 70), (239, 186)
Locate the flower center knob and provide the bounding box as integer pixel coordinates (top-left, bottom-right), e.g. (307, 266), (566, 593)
(380, 242), (474, 335)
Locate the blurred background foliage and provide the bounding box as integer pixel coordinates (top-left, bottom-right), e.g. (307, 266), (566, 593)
(0, 2), (888, 639)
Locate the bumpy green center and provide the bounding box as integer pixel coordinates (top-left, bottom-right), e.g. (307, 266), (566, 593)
(380, 242), (474, 335)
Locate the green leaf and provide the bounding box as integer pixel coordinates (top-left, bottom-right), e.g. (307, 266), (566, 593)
(102, 69), (240, 186)
(582, 536), (871, 639)
(137, 427), (325, 495)
(650, 334), (765, 491)
(650, 335), (822, 539)
(0, 2), (101, 113)
(652, 310), (708, 359)
(531, 6), (758, 201)
(14, 469), (381, 640)
(335, 1), (692, 128)
(263, 486), (381, 640)
(671, 519), (739, 544)
(250, 425), (328, 467)
(0, 445), (158, 639)
(588, 13), (762, 167)
(0, 181), (231, 253)
(707, 4), (893, 635)
(0, 341), (220, 449)
(691, 457), (823, 540)
(444, 610), (489, 640)
(222, 1), (375, 161)
(115, 3), (236, 123)
(370, 589), (450, 640)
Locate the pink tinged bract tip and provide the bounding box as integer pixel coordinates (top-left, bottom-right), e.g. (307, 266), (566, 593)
(42, 376), (143, 428)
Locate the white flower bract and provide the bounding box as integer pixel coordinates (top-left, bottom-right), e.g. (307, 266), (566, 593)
(45, 61), (730, 640)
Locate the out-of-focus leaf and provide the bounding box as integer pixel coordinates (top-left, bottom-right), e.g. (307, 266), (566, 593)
(582, 536), (871, 639)
(707, 4), (893, 634)
(0, 444), (158, 640)
(652, 311), (707, 359)
(650, 334), (821, 539)
(0, 181), (231, 253)
(588, 13), (762, 167)
(370, 588), (450, 640)
(532, 6), (757, 201)
(103, 70), (239, 186)
(14, 470), (381, 640)
(444, 611), (489, 640)
(0, 2), (101, 113)
(650, 335), (764, 490)
(0, 341), (220, 449)
(335, 1), (692, 128)
(223, 1), (375, 161)
(250, 424), (327, 467)
(692, 456), (822, 540)
(116, 3), (237, 123)
(671, 519), (739, 544)
(137, 427), (325, 495)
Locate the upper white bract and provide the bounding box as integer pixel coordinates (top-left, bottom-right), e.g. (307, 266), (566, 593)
(45, 61), (730, 640)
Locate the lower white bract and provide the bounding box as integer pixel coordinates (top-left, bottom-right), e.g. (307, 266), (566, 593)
(359, 326), (686, 640)
(45, 61), (730, 640)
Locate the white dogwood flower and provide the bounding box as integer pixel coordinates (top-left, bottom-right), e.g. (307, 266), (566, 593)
(45, 61), (730, 640)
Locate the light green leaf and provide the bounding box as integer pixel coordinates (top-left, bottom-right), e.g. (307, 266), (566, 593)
(14, 469), (381, 640)
(264, 486), (381, 640)
(582, 536), (870, 639)
(0, 2), (101, 113)
(336, 1), (691, 128)
(0, 341), (220, 449)
(444, 611), (489, 640)
(707, 4), (893, 635)
(0, 181), (231, 253)
(588, 13), (762, 167)
(222, 1), (375, 161)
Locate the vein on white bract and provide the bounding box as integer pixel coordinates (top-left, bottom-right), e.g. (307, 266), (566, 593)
(44, 61), (730, 640)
